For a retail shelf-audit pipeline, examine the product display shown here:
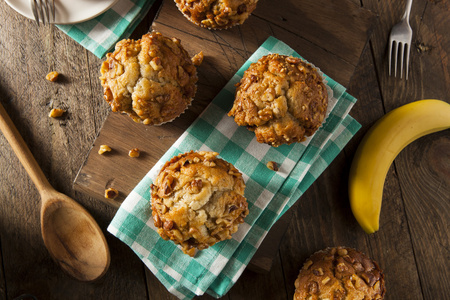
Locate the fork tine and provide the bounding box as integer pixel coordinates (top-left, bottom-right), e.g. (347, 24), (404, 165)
(38, 0), (46, 25)
(43, 0), (49, 24)
(399, 42), (405, 79)
(388, 40), (392, 76)
(393, 41), (398, 77)
(405, 43), (410, 80)
(51, 0), (55, 23)
(30, 0), (40, 26)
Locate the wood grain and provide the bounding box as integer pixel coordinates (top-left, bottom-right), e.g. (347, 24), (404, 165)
(74, 0), (376, 206)
(73, 0), (376, 274)
(0, 0), (448, 299)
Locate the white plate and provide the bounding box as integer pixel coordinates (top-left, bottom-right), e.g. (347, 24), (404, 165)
(5, 0), (119, 24)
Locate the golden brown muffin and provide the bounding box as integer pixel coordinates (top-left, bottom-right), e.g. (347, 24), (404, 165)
(228, 54), (328, 147)
(151, 151), (249, 256)
(294, 247), (386, 300)
(100, 31), (198, 125)
(175, 0), (258, 30)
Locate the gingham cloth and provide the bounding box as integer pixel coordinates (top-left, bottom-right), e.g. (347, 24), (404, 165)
(107, 37), (361, 299)
(56, 0), (155, 58)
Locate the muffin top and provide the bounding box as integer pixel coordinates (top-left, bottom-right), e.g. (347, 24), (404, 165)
(294, 247), (385, 300)
(151, 151), (248, 256)
(175, 0), (258, 29)
(100, 31), (198, 125)
(228, 54), (328, 147)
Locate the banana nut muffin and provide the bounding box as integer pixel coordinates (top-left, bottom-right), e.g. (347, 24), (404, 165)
(100, 31), (198, 125)
(294, 247), (385, 300)
(151, 151), (249, 256)
(175, 0), (258, 29)
(228, 54), (328, 147)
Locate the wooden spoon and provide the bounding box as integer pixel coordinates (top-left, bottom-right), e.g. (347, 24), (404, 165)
(0, 102), (110, 281)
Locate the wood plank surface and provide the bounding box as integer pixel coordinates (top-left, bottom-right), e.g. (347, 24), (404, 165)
(74, 0), (376, 206)
(73, 0), (376, 273)
(0, 0), (448, 299)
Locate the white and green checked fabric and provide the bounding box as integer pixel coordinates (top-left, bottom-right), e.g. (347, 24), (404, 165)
(56, 0), (155, 58)
(107, 36), (361, 299)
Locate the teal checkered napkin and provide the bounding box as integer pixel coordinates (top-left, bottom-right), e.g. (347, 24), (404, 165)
(107, 36), (361, 299)
(57, 0), (155, 58)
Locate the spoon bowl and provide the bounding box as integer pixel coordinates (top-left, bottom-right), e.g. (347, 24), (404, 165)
(0, 102), (110, 281)
(41, 190), (110, 281)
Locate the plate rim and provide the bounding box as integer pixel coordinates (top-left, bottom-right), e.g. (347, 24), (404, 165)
(4, 0), (120, 25)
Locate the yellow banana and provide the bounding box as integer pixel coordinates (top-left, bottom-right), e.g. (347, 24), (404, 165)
(349, 99), (450, 234)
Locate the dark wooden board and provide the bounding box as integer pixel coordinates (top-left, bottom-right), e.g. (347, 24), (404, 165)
(73, 0), (376, 273)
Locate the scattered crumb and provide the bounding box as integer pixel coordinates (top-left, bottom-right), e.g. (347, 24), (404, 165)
(415, 42), (432, 53)
(46, 71), (59, 82)
(266, 161), (279, 171)
(128, 148), (140, 158)
(48, 108), (66, 118)
(192, 51), (204, 66)
(105, 187), (119, 199)
(98, 145), (112, 155)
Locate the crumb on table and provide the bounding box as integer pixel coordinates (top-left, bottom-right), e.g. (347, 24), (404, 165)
(105, 187), (119, 199)
(128, 148), (140, 158)
(48, 108), (66, 118)
(98, 145), (112, 155)
(46, 71), (59, 82)
(266, 161), (279, 171)
(192, 51), (204, 66)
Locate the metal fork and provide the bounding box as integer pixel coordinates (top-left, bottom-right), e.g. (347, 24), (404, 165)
(31, 0), (55, 26)
(388, 0), (413, 80)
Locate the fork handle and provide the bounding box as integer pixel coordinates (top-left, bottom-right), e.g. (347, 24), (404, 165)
(402, 0), (413, 22)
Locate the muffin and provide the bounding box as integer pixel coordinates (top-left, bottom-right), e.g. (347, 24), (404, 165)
(175, 0), (259, 30)
(151, 151), (249, 256)
(100, 31), (198, 125)
(294, 247), (385, 300)
(228, 54), (328, 147)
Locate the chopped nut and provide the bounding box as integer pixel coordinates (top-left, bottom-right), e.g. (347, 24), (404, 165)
(337, 248), (348, 256)
(361, 272), (377, 287)
(128, 148), (140, 158)
(337, 262), (348, 272)
(322, 277), (331, 284)
(98, 145), (112, 155)
(313, 268), (324, 276)
(46, 71), (59, 82)
(150, 57), (162, 71)
(153, 212), (162, 227)
(191, 51), (204, 66)
(48, 108), (66, 118)
(307, 281), (318, 293)
(163, 220), (174, 230)
(188, 179), (203, 194)
(266, 161), (279, 171)
(104, 187), (119, 199)
(303, 260), (313, 269)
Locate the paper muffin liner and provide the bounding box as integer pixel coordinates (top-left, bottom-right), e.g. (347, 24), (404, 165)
(148, 83), (197, 127)
(307, 62), (335, 137)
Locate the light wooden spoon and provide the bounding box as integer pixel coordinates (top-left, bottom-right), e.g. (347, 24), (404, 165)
(0, 102), (110, 281)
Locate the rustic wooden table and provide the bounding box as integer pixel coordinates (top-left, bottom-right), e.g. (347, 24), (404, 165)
(0, 0), (448, 299)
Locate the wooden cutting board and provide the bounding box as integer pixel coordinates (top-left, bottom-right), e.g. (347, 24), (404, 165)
(74, 0), (376, 272)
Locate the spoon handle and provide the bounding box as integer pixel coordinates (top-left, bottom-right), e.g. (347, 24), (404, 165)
(0, 102), (52, 193)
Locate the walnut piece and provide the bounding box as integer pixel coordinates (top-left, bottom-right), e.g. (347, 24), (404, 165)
(191, 51), (204, 66)
(46, 71), (59, 82)
(98, 145), (112, 155)
(128, 148), (140, 157)
(104, 187), (119, 199)
(48, 108), (66, 118)
(266, 161), (279, 171)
